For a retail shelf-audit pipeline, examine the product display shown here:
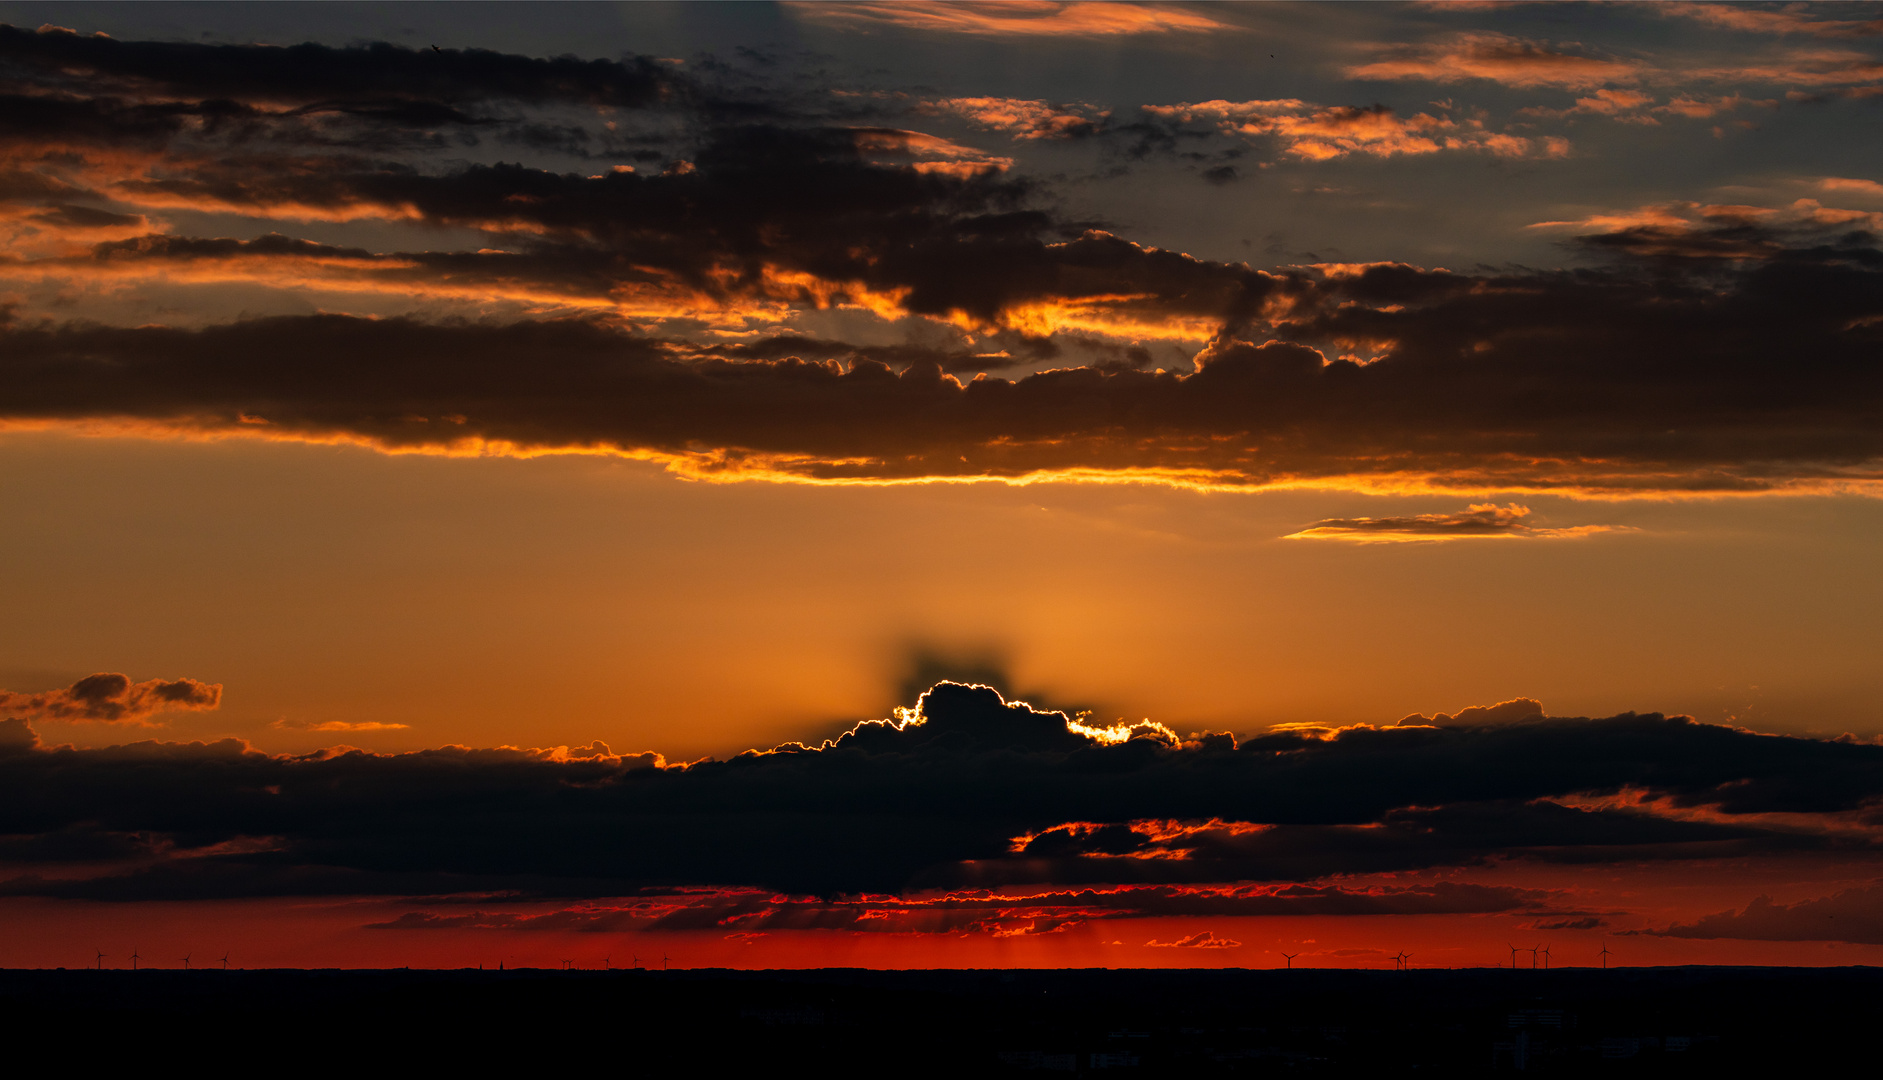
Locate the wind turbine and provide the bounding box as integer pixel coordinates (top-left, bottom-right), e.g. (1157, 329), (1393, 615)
(1398, 951), (1412, 971)
(129, 948), (141, 971)
(560, 958), (574, 970)
(218, 953), (230, 970)
(1598, 944), (1613, 970)
(632, 954), (642, 969)
(1538, 945), (1551, 970)
(1506, 943), (1519, 969)
(603, 955), (611, 971)
(1280, 952), (1298, 970)
(180, 954), (191, 970)
(662, 954), (670, 971)
(95, 949), (107, 971)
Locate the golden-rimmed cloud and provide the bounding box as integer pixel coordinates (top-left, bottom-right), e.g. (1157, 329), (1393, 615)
(1283, 504), (1628, 543)
(3, 680), (1880, 904)
(8, 214), (1883, 499)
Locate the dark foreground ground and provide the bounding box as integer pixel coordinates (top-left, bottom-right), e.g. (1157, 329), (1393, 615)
(2, 965), (1876, 1074)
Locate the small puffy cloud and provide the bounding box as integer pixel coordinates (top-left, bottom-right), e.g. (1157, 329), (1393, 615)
(1284, 504), (1626, 543)
(1146, 931), (1241, 948)
(927, 97), (1102, 140)
(0, 672), (221, 724)
(1347, 33), (1639, 89)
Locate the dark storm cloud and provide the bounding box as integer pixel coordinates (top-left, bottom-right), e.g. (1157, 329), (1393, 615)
(4, 29), (1883, 494)
(0, 683), (1877, 903)
(0, 24), (674, 110)
(361, 879), (1551, 938)
(1633, 884), (1883, 945)
(5, 219), (1883, 494)
(0, 672), (221, 724)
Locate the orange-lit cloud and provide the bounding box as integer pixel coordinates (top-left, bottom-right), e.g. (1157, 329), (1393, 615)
(787, 1), (1233, 38)
(926, 97), (1102, 140)
(1690, 48), (1883, 91)
(1283, 503), (1628, 543)
(1657, 2), (1883, 40)
(0, 672), (221, 725)
(272, 719), (412, 733)
(1820, 176), (1883, 198)
(1142, 99), (1570, 160)
(1348, 33), (1640, 89)
(1529, 197), (1883, 258)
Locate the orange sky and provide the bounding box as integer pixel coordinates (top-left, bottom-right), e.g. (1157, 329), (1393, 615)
(2, 3), (1882, 970)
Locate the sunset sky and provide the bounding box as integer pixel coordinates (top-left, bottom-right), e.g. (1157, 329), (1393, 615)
(3, 1), (1882, 971)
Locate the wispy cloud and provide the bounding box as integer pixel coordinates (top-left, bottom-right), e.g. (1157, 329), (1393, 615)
(1656, 2), (1883, 40)
(271, 718), (411, 733)
(787, 1), (1234, 38)
(1348, 33), (1640, 89)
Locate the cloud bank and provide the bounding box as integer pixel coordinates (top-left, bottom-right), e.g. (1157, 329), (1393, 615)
(1, 682), (1878, 919)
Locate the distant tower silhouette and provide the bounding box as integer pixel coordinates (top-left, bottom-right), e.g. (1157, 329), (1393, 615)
(1280, 952), (1297, 970)
(662, 954), (670, 971)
